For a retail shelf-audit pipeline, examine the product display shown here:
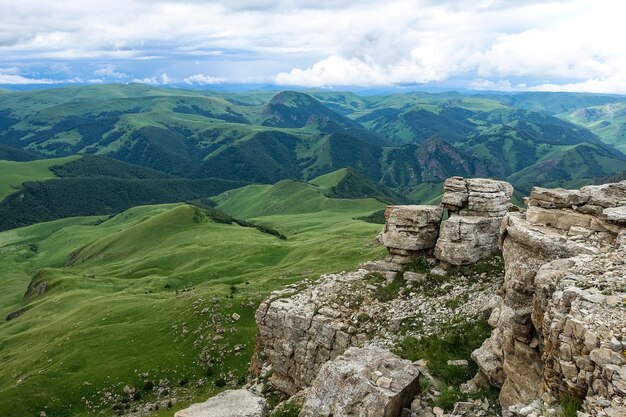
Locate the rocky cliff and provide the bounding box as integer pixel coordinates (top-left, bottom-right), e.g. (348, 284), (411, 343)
(472, 181), (626, 417)
(177, 177), (626, 417)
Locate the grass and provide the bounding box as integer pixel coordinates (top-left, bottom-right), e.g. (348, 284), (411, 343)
(0, 194), (386, 416)
(558, 393), (583, 417)
(393, 317), (493, 411)
(0, 155), (80, 200)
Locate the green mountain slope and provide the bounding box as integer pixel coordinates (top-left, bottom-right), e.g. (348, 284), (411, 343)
(0, 176), (248, 231)
(0, 155), (80, 201)
(507, 142), (626, 192)
(1, 84), (625, 199)
(213, 178), (385, 220)
(309, 167), (405, 203)
(561, 102), (626, 153)
(0, 187), (386, 416)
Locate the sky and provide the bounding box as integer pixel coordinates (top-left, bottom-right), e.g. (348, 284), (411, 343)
(1, 0), (626, 92)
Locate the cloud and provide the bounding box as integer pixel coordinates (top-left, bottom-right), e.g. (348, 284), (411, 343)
(132, 72), (171, 85)
(0, 67), (55, 84)
(1, 0), (626, 91)
(183, 74), (225, 85)
(93, 64), (127, 79)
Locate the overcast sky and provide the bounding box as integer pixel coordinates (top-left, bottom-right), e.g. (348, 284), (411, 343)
(1, 0), (625, 92)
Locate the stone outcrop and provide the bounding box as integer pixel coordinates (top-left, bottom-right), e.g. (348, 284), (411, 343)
(253, 265), (502, 401)
(435, 177), (514, 265)
(377, 205), (443, 268)
(299, 346), (421, 417)
(534, 251), (626, 416)
(174, 389), (267, 417)
(251, 177), (625, 417)
(472, 180), (626, 414)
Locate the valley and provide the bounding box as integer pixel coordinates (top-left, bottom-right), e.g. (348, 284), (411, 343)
(1, 85), (626, 417)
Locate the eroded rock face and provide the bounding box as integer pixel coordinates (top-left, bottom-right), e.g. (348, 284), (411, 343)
(435, 177), (513, 265)
(473, 180), (626, 412)
(253, 265), (501, 397)
(299, 346), (421, 417)
(174, 389), (267, 417)
(378, 205), (443, 267)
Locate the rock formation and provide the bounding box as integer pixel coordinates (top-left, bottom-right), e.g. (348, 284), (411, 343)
(377, 205), (443, 269)
(299, 346), (421, 417)
(174, 389), (267, 417)
(435, 177), (514, 265)
(472, 181), (626, 416)
(248, 177), (626, 417)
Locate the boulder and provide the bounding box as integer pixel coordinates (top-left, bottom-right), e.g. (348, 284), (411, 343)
(174, 389), (267, 417)
(299, 346), (421, 417)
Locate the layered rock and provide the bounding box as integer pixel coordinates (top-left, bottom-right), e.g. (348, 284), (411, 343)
(174, 389), (267, 417)
(472, 180), (626, 412)
(378, 205), (443, 268)
(534, 252), (626, 416)
(253, 265), (501, 397)
(435, 177), (513, 265)
(299, 346), (421, 417)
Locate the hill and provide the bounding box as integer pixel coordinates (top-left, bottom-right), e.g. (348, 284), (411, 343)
(0, 155), (80, 201)
(1, 85), (625, 200)
(310, 168), (406, 204)
(0, 183), (387, 416)
(0, 176), (249, 231)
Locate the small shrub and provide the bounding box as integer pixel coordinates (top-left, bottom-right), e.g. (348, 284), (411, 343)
(142, 380), (154, 391)
(434, 385), (467, 411)
(214, 378), (226, 388)
(374, 274), (406, 302)
(270, 402), (302, 417)
(178, 377), (189, 387)
(559, 393), (582, 417)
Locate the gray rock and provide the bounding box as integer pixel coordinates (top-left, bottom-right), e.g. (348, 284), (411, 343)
(299, 346), (420, 417)
(174, 389), (267, 417)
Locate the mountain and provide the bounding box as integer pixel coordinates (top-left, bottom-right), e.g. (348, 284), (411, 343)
(506, 141), (626, 192)
(309, 168), (406, 204)
(1, 84), (625, 206)
(561, 102), (626, 153)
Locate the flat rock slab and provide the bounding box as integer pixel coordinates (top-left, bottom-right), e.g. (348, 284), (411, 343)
(174, 389), (267, 417)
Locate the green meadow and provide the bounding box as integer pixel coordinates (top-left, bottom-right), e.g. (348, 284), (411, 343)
(0, 156), (79, 200)
(0, 182), (387, 417)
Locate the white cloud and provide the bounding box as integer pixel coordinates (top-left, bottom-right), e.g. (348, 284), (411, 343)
(1, 0), (626, 91)
(132, 73), (171, 85)
(93, 64), (127, 78)
(183, 74), (225, 85)
(0, 67), (55, 84)
(132, 76), (160, 85)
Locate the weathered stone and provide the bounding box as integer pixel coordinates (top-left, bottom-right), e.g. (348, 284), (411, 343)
(378, 205), (443, 265)
(604, 206), (626, 224)
(174, 389), (267, 417)
(435, 177), (513, 265)
(299, 346), (420, 417)
(529, 187), (590, 208)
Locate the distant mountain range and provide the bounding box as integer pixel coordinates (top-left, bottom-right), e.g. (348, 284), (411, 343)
(0, 84), (625, 210)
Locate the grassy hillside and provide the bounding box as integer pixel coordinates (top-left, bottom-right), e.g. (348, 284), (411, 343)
(310, 168), (406, 204)
(2, 85), (624, 194)
(0, 176), (249, 231)
(0, 155), (80, 200)
(0, 196), (387, 417)
(213, 178), (385, 220)
(561, 102), (626, 153)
